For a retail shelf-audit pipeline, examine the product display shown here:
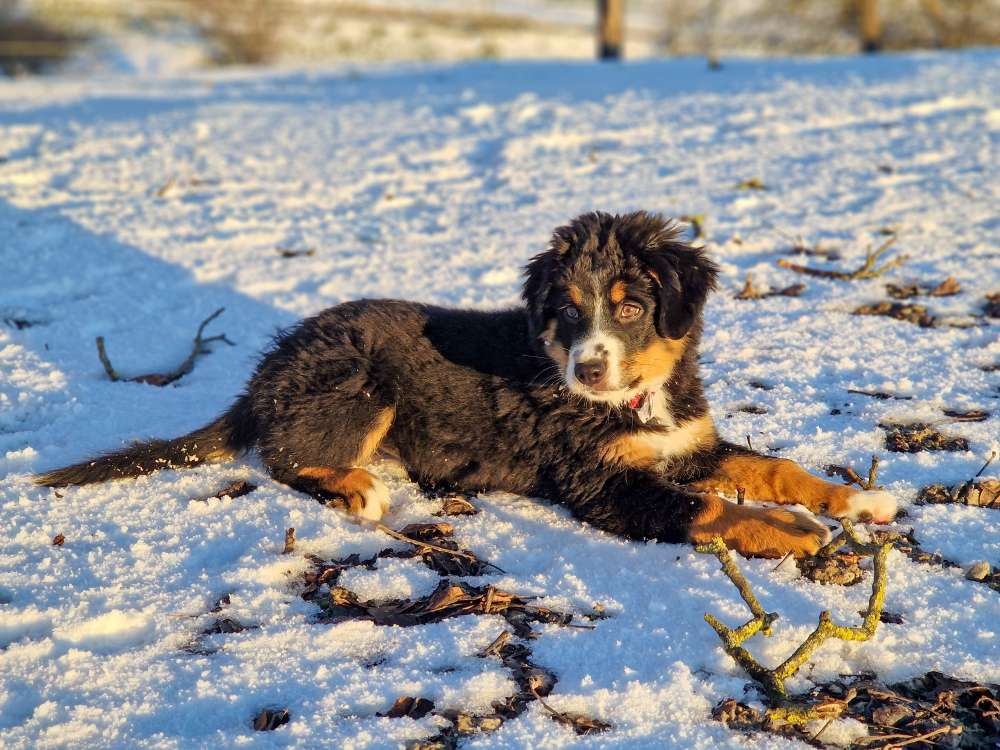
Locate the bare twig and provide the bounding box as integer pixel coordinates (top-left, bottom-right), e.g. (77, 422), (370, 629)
(771, 550), (792, 572)
(374, 522), (506, 574)
(735, 273), (764, 300)
(847, 388), (914, 401)
(866, 456), (880, 490)
(282, 527), (296, 554)
(777, 236), (906, 280)
(95, 336), (121, 381)
(878, 725), (959, 749)
(95, 308), (235, 386)
(809, 719), (834, 742)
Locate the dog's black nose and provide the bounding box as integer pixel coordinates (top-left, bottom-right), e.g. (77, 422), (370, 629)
(574, 359), (606, 387)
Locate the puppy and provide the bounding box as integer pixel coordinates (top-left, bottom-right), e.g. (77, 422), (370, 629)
(36, 211), (896, 557)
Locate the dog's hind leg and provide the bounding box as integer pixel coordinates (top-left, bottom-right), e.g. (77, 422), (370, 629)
(263, 405), (396, 522)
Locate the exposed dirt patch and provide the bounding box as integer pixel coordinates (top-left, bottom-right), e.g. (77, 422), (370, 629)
(797, 551), (865, 586)
(880, 422), (969, 453)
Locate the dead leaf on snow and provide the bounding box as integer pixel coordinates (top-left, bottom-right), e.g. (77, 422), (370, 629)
(379, 696), (435, 719)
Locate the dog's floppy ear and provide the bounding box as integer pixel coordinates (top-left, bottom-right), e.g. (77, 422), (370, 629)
(643, 242), (718, 340)
(522, 225), (576, 339)
(522, 250), (558, 339)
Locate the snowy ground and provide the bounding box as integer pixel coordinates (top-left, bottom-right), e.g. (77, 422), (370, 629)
(1, 51), (999, 749)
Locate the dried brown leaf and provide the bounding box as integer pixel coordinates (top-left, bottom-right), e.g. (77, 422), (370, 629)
(435, 495), (478, 516)
(380, 696), (435, 719)
(854, 301), (935, 327)
(712, 698), (764, 730)
(984, 292), (1000, 318)
(930, 276), (961, 296)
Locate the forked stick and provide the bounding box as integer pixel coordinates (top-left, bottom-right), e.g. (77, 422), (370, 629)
(698, 520), (892, 709)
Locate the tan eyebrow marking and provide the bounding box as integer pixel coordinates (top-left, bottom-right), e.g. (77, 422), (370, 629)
(567, 283), (583, 306)
(609, 280), (628, 305)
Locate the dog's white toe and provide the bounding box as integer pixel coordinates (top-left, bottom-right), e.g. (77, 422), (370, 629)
(357, 475), (392, 521)
(843, 490), (897, 524)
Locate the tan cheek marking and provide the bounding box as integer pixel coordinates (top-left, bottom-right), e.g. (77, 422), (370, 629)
(609, 280), (627, 305)
(539, 318), (569, 368)
(356, 407), (395, 465)
(624, 337), (688, 384)
(689, 455), (856, 517)
(687, 494), (826, 558)
(567, 283), (584, 306)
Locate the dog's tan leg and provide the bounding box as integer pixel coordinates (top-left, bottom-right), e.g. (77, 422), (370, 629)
(688, 493), (831, 558)
(690, 454), (896, 523)
(296, 466), (391, 521)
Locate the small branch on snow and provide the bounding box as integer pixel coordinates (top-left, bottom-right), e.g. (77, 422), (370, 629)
(777, 235), (906, 280)
(94, 307), (235, 386)
(826, 454), (882, 492)
(374, 522), (506, 574)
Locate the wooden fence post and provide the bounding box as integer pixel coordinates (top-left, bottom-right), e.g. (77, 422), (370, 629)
(598, 0), (623, 60)
(858, 0), (882, 52)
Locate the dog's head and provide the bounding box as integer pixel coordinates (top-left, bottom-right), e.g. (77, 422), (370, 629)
(523, 211), (717, 405)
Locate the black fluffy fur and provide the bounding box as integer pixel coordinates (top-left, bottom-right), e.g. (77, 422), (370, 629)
(37, 211), (742, 544)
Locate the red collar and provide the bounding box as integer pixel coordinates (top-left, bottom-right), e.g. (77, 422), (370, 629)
(628, 391), (648, 410)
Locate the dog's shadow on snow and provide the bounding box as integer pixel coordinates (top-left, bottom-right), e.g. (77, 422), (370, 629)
(0, 197), (298, 474)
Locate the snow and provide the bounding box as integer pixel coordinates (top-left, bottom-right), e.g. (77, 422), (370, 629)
(1, 50), (999, 748)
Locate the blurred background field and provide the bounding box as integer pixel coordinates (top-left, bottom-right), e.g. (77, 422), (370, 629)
(1, 0), (998, 76)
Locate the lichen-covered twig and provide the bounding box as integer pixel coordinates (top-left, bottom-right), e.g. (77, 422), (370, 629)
(95, 307), (235, 386)
(699, 522), (893, 708)
(777, 236), (906, 280)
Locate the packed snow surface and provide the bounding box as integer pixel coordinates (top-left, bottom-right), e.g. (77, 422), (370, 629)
(1, 51), (999, 748)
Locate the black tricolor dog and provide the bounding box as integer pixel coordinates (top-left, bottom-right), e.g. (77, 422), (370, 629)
(37, 211), (896, 557)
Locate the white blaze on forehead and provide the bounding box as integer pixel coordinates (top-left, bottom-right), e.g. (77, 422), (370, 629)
(566, 293), (625, 392)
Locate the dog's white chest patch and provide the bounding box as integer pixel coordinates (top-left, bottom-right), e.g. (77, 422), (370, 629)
(633, 390), (675, 428)
(634, 412), (716, 464)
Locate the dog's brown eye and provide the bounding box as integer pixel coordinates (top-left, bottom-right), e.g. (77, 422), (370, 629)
(562, 306), (580, 321)
(619, 303), (643, 320)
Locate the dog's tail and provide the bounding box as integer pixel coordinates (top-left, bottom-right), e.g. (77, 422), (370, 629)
(34, 397), (256, 488)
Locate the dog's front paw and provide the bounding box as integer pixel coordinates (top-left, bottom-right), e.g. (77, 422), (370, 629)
(840, 490), (897, 524)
